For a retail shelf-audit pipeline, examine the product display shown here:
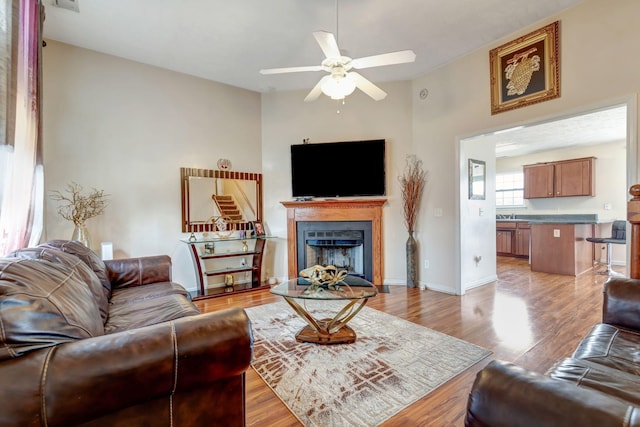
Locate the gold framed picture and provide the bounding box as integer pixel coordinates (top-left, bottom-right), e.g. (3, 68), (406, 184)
(490, 21), (560, 115)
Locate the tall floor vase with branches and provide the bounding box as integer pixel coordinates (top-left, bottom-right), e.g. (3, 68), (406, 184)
(399, 156), (427, 288)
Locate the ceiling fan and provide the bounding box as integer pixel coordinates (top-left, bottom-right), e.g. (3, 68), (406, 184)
(259, 1), (416, 102)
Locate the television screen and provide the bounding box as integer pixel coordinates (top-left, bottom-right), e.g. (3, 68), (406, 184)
(291, 139), (386, 198)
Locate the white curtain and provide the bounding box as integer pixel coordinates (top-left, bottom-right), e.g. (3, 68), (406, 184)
(0, 0), (44, 255)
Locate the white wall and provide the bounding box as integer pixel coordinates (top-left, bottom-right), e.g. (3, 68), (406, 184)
(42, 0), (640, 294)
(42, 41), (262, 291)
(411, 0), (640, 293)
(459, 140), (497, 292)
(261, 82), (414, 284)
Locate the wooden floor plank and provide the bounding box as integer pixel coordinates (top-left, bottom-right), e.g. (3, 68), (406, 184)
(194, 257), (621, 426)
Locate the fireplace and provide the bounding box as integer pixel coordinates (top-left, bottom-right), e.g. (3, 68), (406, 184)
(281, 198), (386, 284)
(297, 221), (373, 281)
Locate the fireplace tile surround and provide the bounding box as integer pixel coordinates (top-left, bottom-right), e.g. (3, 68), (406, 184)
(281, 198), (386, 284)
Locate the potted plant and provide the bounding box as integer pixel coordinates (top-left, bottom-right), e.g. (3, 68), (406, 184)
(398, 156), (427, 288)
(50, 182), (108, 248)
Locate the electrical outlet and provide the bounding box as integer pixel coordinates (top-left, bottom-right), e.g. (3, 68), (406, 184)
(424, 259), (430, 269)
(553, 229), (560, 237)
(434, 208), (443, 217)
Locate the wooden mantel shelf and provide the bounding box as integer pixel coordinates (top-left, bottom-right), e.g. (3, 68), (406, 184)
(281, 198), (387, 285)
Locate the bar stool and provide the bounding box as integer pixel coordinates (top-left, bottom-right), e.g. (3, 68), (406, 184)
(586, 220), (626, 275)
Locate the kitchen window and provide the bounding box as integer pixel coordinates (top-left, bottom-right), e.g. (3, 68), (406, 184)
(496, 172), (525, 207)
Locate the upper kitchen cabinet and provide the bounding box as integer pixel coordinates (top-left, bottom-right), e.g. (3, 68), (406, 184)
(524, 163), (554, 198)
(555, 158), (595, 197)
(524, 157), (595, 199)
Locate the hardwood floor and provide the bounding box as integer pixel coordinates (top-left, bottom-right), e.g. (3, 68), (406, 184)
(194, 257), (623, 426)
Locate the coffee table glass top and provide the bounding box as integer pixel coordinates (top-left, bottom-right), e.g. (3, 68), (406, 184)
(270, 275), (378, 300)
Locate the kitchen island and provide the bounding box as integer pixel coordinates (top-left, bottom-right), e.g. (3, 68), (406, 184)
(497, 214), (608, 276)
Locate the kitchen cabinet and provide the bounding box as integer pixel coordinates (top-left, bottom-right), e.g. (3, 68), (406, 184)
(496, 221), (529, 258)
(514, 226), (530, 257)
(524, 164), (554, 198)
(496, 230), (513, 254)
(523, 157), (595, 199)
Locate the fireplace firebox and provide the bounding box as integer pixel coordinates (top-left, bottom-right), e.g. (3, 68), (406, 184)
(297, 221), (373, 282)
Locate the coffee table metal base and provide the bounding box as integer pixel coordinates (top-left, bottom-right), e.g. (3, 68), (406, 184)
(282, 296), (369, 345)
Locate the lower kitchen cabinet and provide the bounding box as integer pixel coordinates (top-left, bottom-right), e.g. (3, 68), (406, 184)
(514, 227), (530, 257)
(496, 221), (530, 258)
(496, 230), (513, 254)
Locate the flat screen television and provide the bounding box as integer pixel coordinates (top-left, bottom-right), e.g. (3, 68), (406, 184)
(291, 139), (386, 198)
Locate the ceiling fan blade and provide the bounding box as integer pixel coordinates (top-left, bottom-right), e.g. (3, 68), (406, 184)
(304, 75), (331, 102)
(260, 65), (324, 75)
(351, 50), (416, 69)
(348, 72), (387, 101)
(313, 31), (341, 59)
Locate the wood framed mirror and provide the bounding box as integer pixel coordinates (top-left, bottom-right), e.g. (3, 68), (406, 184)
(180, 167), (263, 233)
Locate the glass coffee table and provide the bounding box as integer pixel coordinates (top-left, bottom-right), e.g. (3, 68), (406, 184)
(270, 275), (378, 345)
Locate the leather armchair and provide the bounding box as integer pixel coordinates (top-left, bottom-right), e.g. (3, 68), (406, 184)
(465, 276), (640, 427)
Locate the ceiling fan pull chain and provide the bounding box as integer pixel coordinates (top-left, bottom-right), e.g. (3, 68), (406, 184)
(335, 0), (339, 46)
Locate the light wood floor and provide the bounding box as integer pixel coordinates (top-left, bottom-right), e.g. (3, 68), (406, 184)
(194, 257), (623, 426)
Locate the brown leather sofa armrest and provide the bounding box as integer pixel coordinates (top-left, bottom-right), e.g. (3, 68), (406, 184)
(465, 360), (640, 427)
(603, 277), (640, 331)
(41, 307), (253, 427)
(104, 255), (172, 288)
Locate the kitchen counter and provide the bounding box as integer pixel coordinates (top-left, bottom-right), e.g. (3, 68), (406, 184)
(497, 214), (609, 224)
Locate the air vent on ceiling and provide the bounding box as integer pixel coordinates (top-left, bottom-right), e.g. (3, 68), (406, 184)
(53, 0), (79, 13)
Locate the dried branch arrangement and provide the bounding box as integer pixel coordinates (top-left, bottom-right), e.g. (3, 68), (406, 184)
(50, 183), (108, 226)
(398, 156), (428, 234)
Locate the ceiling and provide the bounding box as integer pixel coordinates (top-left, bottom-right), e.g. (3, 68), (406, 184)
(467, 105), (628, 158)
(42, 0), (584, 94)
(45, 0), (625, 157)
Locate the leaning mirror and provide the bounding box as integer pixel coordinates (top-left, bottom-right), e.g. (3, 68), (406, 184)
(468, 159), (486, 200)
(181, 168), (263, 233)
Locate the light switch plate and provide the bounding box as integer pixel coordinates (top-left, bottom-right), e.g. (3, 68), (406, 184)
(553, 229), (560, 237)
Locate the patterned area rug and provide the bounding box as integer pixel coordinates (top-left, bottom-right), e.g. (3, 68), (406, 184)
(245, 300), (490, 427)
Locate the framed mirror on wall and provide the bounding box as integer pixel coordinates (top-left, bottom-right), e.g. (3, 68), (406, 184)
(469, 159), (486, 200)
(180, 167), (263, 233)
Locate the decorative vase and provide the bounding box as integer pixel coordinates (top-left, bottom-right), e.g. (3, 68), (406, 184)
(406, 233), (418, 288)
(72, 224), (91, 248)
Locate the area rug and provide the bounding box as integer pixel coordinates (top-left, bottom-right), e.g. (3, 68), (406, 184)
(245, 300), (490, 427)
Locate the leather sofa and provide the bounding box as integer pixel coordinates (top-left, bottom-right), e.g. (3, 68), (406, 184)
(465, 277), (640, 427)
(0, 240), (253, 427)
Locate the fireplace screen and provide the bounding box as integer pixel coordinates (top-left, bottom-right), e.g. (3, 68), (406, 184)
(297, 221), (373, 281)
(305, 230), (364, 277)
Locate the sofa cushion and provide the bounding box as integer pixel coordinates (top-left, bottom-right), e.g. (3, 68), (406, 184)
(0, 258), (104, 360)
(548, 357), (640, 406)
(39, 240), (112, 299)
(572, 323), (640, 375)
(109, 281), (191, 305)
(104, 293), (199, 334)
(8, 246), (109, 323)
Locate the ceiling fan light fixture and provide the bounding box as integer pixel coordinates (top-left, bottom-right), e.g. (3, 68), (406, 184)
(321, 75), (356, 100)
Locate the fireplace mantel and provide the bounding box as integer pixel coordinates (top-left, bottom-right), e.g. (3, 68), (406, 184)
(281, 198), (386, 284)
